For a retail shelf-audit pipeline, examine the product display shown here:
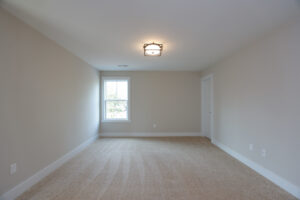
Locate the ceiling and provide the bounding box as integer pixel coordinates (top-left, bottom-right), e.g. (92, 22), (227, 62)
(1, 0), (299, 71)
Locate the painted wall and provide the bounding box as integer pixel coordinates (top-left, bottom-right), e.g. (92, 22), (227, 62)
(0, 8), (99, 195)
(201, 18), (300, 190)
(100, 71), (201, 135)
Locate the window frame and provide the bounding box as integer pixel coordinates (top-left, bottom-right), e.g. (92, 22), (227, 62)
(101, 76), (131, 123)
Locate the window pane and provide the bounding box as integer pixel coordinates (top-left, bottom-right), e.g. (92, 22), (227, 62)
(117, 81), (128, 100)
(105, 100), (128, 119)
(104, 80), (128, 100)
(105, 81), (117, 100)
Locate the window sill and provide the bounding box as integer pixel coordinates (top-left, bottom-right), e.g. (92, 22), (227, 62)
(101, 119), (131, 123)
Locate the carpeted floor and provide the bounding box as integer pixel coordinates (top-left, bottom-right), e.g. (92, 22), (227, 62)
(17, 137), (296, 200)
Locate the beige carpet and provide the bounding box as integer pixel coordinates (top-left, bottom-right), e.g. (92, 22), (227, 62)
(17, 137), (296, 200)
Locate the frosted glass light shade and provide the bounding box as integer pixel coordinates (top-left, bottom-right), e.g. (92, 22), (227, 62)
(143, 42), (163, 56)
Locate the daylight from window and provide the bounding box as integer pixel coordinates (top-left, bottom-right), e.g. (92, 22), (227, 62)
(103, 78), (129, 121)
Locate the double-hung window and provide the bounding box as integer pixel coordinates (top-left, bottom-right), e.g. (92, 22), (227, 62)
(102, 77), (130, 122)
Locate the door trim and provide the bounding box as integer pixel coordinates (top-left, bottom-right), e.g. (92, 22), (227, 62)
(201, 74), (214, 142)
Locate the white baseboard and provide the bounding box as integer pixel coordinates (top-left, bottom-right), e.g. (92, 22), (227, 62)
(0, 134), (99, 200)
(100, 132), (202, 137)
(212, 140), (300, 199)
(5, 135), (297, 199)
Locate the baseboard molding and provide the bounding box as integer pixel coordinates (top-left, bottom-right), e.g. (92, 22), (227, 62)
(100, 132), (202, 137)
(0, 134), (99, 200)
(212, 140), (300, 199)
(4, 135), (296, 199)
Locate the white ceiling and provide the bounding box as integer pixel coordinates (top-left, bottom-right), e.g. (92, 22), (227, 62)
(1, 0), (300, 71)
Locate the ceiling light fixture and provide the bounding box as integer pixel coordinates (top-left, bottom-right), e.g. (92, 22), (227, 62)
(143, 42), (163, 56)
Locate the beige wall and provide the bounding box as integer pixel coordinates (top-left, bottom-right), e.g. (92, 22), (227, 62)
(201, 18), (300, 188)
(0, 8), (99, 195)
(100, 71), (201, 134)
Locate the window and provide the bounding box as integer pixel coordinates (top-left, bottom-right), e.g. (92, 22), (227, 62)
(102, 77), (130, 122)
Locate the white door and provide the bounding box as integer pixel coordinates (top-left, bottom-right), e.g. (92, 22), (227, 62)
(201, 75), (213, 139)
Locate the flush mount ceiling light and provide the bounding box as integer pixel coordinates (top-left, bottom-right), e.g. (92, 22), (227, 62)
(143, 42), (163, 56)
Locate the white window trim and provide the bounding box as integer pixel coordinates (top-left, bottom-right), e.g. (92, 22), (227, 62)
(101, 76), (131, 123)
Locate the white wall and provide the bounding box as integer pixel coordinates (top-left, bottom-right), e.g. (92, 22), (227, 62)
(100, 71), (202, 136)
(0, 7), (99, 195)
(201, 18), (300, 196)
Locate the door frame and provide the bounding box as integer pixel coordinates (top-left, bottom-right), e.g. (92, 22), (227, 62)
(201, 74), (214, 142)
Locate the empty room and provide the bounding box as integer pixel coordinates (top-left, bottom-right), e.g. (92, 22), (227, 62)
(0, 0), (300, 199)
